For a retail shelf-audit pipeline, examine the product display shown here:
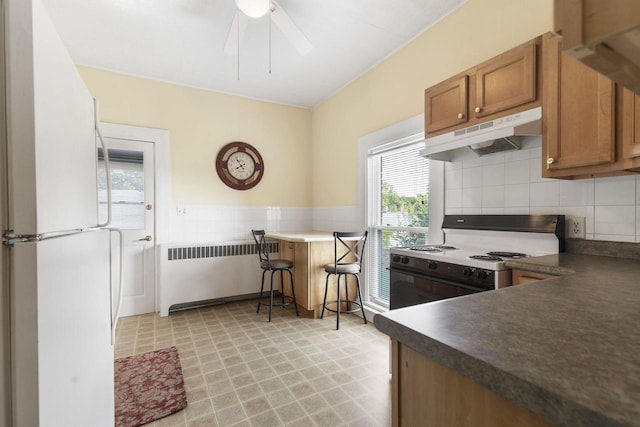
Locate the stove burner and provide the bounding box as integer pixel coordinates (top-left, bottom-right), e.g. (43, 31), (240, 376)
(469, 255), (503, 261)
(409, 246), (442, 252)
(486, 251), (528, 258)
(431, 245), (458, 250)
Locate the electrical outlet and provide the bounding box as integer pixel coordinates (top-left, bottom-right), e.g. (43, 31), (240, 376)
(176, 206), (188, 216)
(566, 215), (585, 239)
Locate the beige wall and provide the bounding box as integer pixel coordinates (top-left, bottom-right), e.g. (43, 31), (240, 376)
(311, 0), (554, 206)
(78, 0), (553, 210)
(78, 67), (312, 207)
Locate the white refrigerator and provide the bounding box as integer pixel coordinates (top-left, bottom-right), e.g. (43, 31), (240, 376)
(3, 0), (116, 425)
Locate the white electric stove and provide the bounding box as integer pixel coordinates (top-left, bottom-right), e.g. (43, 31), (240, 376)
(389, 215), (565, 309)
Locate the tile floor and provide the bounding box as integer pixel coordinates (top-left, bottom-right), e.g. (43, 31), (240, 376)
(115, 300), (392, 427)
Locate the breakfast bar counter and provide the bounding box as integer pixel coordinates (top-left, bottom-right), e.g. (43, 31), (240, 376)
(375, 253), (640, 426)
(266, 231), (337, 243)
(267, 231), (357, 317)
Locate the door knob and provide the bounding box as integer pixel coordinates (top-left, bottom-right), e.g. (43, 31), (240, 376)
(137, 235), (152, 242)
(475, 107), (482, 113)
(457, 113), (464, 119)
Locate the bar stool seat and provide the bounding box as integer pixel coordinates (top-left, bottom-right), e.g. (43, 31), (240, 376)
(261, 259), (293, 270)
(321, 231), (368, 330)
(252, 229), (299, 322)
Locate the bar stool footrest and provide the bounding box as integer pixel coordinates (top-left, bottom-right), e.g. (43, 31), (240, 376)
(258, 295), (297, 308)
(323, 299), (363, 314)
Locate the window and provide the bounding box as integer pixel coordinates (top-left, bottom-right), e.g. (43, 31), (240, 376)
(366, 139), (430, 306)
(97, 148), (145, 229)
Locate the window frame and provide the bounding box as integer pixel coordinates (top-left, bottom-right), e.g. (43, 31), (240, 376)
(357, 114), (444, 313)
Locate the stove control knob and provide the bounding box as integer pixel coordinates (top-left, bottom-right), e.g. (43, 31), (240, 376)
(428, 261), (438, 269)
(463, 267), (474, 277)
(401, 257), (410, 264)
(477, 270), (489, 280)
(392, 255), (401, 263)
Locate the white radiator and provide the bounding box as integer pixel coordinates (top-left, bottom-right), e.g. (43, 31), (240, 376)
(158, 240), (278, 316)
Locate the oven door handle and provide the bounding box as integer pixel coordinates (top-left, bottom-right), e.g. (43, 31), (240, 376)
(391, 268), (491, 293)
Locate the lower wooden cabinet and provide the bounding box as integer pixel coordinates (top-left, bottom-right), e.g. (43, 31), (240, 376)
(511, 269), (557, 285)
(391, 340), (552, 427)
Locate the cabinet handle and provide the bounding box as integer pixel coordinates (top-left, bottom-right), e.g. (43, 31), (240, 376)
(546, 158), (555, 169)
(457, 113), (464, 119)
(475, 107), (481, 113)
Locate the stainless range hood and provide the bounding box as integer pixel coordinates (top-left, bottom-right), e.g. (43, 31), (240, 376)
(420, 107), (542, 161)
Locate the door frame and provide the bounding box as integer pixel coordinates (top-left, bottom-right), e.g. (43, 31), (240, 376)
(100, 123), (171, 312)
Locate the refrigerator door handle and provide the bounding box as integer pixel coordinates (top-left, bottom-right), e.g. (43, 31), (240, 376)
(110, 228), (125, 345)
(3, 228), (101, 247)
(95, 99), (113, 228)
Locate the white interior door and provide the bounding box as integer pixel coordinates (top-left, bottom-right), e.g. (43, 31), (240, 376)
(99, 138), (155, 316)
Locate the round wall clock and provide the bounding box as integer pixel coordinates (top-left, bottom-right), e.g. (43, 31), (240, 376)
(215, 141), (264, 190)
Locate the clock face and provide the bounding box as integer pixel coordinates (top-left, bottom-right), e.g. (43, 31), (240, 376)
(227, 151), (255, 180)
(215, 141), (264, 190)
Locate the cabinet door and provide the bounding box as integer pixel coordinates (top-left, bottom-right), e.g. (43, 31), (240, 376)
(512, 269), (557, 285)
(425, 75), (468, 134)
(622, 88), (640, 161)
(474, 41), (537, 118)
(543, 34), (615, 176)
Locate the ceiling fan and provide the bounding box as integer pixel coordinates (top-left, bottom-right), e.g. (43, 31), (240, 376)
(224, 0), (313, 57)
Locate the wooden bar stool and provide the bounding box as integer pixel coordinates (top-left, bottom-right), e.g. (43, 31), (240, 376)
(321, 231), (368, 330)
(252, 229), (299, 322)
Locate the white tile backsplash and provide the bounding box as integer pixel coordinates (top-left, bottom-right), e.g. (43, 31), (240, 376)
(594, 176), (636, 206)
(445, 167), (463, 190)
(462, 188), (482, 209)
(530, 181), (560, 207)
(462, 167), (482, 188)
(482, 186), (505, 208)
(505, 159), (530, 184)
(559, 179), (595, 206)
(445, 188), (463, 209)
(170, 205), (313, 243)
(443, 139), (640, 243)
(504, 184), (530, 207)
(482, 163), (506, 187)
(594, 205), (636, 236)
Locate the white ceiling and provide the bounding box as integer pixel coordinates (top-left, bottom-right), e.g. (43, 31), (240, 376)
(41, 0), (467, 108)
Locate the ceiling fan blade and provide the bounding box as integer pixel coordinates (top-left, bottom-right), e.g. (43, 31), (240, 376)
(270, 1), (312, 56)
(224, 10), (249, 55)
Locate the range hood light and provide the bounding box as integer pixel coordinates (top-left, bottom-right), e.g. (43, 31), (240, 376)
(470, 140), (495, 150)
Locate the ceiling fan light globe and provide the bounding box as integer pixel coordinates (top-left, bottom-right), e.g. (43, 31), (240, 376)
(235, 0), (270, 18)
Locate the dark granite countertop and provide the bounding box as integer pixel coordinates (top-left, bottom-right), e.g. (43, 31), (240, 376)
(375, 253), (640, 427)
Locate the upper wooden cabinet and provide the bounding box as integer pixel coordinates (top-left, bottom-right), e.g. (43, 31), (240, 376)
(542, 33), (640, 179)
(542, 33), (617, 177)
(622, 88), (640, 171)
(555, 0), (640, 96)
(424, 76), (468, 133)
(424, 37), (541, 136)
(474, 42), (537, 118)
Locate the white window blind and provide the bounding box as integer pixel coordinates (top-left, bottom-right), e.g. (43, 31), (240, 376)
(366, 140), (430, 305)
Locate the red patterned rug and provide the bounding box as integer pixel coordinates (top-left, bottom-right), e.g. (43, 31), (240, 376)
(114, 346), (188, 427)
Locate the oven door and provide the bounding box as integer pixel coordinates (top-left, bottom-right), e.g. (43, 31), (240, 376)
(390, 267), (488, 310)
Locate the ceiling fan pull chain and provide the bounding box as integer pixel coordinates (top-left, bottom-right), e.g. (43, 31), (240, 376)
(269, 6), (272, 74)
(237, 11), (240, 81)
